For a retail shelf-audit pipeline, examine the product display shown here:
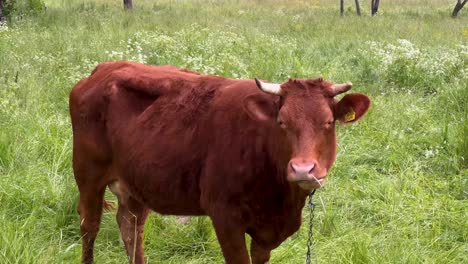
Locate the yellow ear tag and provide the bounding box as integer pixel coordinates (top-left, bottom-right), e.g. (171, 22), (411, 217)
(344, 109), (356, 122)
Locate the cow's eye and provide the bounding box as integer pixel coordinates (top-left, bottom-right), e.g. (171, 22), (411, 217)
(324, 120), (334, 128)
(278, 119), (287, 129)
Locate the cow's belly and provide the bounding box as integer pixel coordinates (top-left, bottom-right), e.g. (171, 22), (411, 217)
(110, 168), (205, 216)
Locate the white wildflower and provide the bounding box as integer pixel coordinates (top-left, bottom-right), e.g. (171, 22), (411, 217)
(0, 22), (8, 33)
(424, 149), (434, 158)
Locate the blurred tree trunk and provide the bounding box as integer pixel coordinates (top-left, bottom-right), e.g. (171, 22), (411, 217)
(452, 0), (467, 17)
(124, 0), (133, 10)
(371, 0), (380, 16)
(340, 1), (363, 16)
(340, 0), (344, 16)
(355, 0), (361, 16)
(0, 0), (5, 23)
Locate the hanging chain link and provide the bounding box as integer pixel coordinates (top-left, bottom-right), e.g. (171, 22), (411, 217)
(305, 189), (316, 264)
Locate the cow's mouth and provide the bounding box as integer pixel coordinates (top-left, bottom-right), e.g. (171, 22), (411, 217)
(297, 178), (325, 190)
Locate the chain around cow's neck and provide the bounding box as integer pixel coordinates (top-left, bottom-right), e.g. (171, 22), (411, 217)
(305, 189), (317, 264)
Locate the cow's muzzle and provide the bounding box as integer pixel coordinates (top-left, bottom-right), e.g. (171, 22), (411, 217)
(287, 159), (326, 190)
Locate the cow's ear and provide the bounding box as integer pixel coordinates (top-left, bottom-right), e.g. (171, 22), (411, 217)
(335, 93), (370, 123)
(243, 94), (278, 122)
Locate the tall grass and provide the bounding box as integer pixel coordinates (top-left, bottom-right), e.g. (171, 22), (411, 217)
(0, 0), (466, 263)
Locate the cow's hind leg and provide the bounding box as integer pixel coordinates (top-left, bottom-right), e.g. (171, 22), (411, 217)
(116, 195), (149, 264)
(78, 175), (105, 264)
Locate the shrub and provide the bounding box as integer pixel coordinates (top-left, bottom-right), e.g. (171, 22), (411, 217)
(3, 0), (44, 19)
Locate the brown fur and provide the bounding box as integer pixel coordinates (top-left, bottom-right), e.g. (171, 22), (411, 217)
(70, 61), (370, 264)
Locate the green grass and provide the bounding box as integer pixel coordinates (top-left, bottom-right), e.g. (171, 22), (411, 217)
(0, 0), (467, 263)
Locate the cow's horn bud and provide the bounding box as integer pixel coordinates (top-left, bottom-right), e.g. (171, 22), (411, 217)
(331, 82), (352, 96)
(255, 78), (282, 95)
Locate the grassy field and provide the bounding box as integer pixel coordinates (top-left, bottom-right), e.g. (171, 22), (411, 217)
(0, 0), (467, 263)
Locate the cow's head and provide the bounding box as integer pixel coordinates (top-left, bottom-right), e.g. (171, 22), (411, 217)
(243, 78), (370, 191)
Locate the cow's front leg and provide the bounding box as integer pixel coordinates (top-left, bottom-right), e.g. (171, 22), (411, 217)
(210, 215), (250, 264)
(250, 240), (271, 264)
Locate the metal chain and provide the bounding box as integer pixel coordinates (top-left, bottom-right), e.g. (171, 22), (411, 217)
(305, 189), (316, 264)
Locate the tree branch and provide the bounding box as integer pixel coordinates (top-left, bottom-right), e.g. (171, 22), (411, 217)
(452, 0), (467, 17)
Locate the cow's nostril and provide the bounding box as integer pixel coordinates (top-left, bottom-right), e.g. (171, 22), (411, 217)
(308, 163), (315, 174)
(290, 162), (296, 173)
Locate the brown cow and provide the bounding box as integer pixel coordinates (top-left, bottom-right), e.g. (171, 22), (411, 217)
(69, 61), (370, 264)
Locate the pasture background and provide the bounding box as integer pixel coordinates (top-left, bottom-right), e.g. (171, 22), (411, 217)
(0, 0), (467, 263)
